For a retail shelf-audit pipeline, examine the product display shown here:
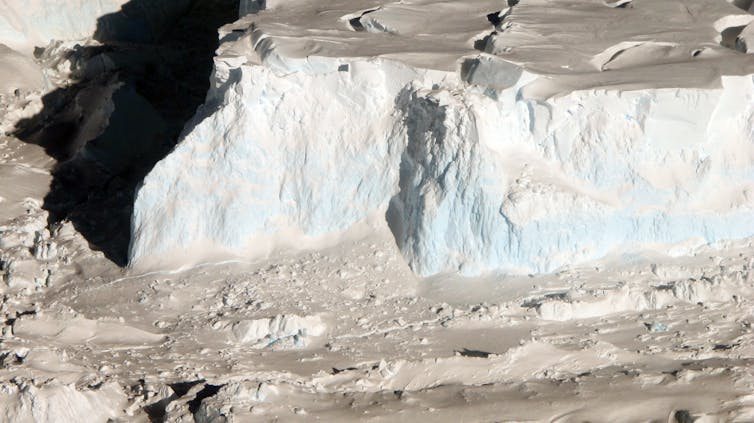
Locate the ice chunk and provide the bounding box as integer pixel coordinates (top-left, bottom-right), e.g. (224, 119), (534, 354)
(230, 314), (326, 348)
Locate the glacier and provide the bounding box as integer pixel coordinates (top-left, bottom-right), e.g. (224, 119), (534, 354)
(130, 0), (754, 276)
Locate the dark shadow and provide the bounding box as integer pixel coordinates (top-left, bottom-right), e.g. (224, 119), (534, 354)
(731, 0), (754, 12)
(385, 90), (448, 270)
(143, 379), (206, 422)
(720, 25), (747, 52)
(12, 0), (239, 265)
(187, 383), (223, 414)
(455, 348), (492, 358)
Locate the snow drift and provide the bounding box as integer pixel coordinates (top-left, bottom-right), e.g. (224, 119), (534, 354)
(130, 0), (754, 276)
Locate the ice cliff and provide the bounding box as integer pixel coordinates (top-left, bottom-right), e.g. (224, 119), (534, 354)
(130, 0), (754, 276)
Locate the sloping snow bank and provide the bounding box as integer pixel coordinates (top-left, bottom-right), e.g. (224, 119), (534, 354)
(130, 2), (754, 276)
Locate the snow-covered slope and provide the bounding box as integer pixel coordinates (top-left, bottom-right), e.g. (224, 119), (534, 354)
(130, 0), (754, 276)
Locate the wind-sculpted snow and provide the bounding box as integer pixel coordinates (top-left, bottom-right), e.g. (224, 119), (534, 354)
(131, 0), (754, 276)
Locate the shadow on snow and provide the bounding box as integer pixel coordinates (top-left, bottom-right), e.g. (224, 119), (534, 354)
(11, 0), (238, 265)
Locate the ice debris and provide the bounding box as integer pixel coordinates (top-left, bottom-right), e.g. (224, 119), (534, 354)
(226, 314), (326, 348)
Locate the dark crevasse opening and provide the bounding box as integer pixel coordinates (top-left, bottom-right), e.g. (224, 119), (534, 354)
(12, 0), (240, 265)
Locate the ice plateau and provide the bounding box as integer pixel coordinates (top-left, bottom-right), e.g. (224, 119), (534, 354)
(130, 0), (754, 276)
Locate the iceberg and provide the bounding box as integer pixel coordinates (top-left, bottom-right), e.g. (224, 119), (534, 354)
(130, 0), (754, 276)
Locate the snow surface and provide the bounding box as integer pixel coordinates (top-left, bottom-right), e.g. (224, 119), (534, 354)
(132, 0), (754, 276)
(0, 45), (45, 94)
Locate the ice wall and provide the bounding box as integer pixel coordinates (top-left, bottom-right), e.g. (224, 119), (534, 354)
(129, 0), (754, 276)
(389, 77), (754, 275)
(129, 58), (422, 263)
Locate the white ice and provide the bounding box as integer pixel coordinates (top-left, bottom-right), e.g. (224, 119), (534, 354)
(130, 0), (754, 276)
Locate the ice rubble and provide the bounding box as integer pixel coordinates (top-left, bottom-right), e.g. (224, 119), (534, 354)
(225, 314), (326, 348)
(131, 0), (754, 276)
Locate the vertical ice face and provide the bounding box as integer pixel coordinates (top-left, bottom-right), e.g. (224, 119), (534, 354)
(129, 59), (421, 263)
(388, 77), (754, 275)
(130, 50), (754, 275)
(129, 0), (754, 276)
(387, 89), (513, 276)
(0, 0), (121, 52)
